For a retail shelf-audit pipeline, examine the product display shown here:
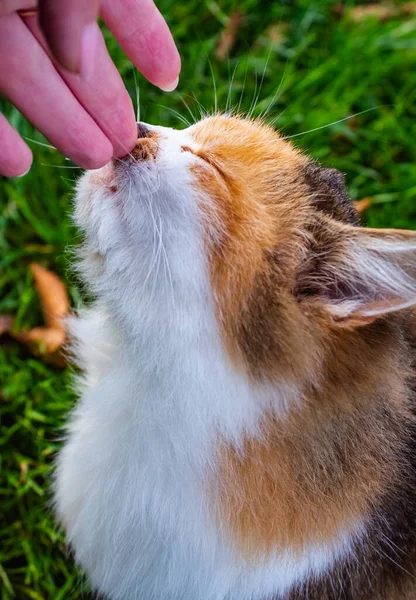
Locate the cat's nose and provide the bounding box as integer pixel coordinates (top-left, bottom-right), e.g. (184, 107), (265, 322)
(137, 122), (150, 139)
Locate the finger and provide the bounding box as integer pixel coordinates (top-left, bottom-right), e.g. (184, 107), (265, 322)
(0, 13), (113, 169)
(39, 0), (99, 73)
(0, 113), (33, 177)
(26, 16), (137, 157)
(0, 0), (36, 17)
(101, 0), (181, 91)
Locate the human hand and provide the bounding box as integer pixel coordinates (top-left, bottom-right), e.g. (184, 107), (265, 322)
(0, 0), (181, 177)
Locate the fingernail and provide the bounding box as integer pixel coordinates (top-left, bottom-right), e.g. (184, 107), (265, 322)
(159, 76), (179, 92)
(80, 23), (99, 80)
(17, 167), (31, 178)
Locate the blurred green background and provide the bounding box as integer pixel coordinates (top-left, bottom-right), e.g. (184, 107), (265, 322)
(1, 0), (416, 597)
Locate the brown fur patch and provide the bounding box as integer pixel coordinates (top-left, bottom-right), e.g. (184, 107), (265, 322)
(131, 137), (158, 162)
(217, 315), (412, 557)
(130, 130), (159, 162)
(304, 162), (360, 225)
(190, 116), (313, 374)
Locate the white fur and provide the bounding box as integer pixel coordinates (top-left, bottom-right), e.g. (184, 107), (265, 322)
(55, 123), (361, 600)
(324, 233), (416, 321)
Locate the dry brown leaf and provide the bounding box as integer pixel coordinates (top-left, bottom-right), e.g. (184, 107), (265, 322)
(43, 348), (68, 368)
(403, 2), (416, 15)
(216, 11), (244, 60)
(333, 4), (346, 18)
(19, 461), (29, 485)
(30, 263), (69, 329)
(0, 315), (13, 336)
(354, 198), (373, 214)
(3, 264), (71, 367)
(346, 2), (416, 22)
(15, 326), (68, 367)
(263, 23), (287, 47)
(15, 326), (66, 354)
(27, 263), (70, 365)
(348, 4), (395, 22)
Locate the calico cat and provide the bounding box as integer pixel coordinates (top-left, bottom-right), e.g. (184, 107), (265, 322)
(55, 115), (416, 600)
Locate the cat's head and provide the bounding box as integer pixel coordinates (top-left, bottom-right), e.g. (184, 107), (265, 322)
(75, 115), (416, 380)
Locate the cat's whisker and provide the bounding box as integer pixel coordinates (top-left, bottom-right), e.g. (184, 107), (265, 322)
(155, 200), (175, 310)
(237, 108), (381, 147)
(178, 93), (198, 125)
(133, 69), (141, 123)
(24, 136), (57, 150)
(261, 60), (290, 121)
(267, 107), (289, 128)
(141, 188), (160, 295)
(207, 58), (218, 114)
(225, 54), (232, 114)
(250, 44), (273, 119)
(226, 60), (240, 114)
(40, 163), (82, 169)
(282, 108), (382, 140)
(111, 135), (136, 162)
(182, 93), (207, 122)
(112, 129), (138, 162)
(149, 196), (165, 305)
(247, 68), (259, 118)
(193, 31), (219, 115)
(188, 92), (209, 120)
(154, 104), (191, 127)
(236, 61), (249, 115)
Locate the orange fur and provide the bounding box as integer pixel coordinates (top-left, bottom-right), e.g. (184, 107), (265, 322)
(191, 116), (312, 373)
(131, 133), (159, 161)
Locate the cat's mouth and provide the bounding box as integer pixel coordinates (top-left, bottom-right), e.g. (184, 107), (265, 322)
(117, 122), (160, 165)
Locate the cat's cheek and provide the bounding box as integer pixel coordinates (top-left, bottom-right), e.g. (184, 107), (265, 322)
(74, 164), (118, 229)
(88, 162), (115, 187)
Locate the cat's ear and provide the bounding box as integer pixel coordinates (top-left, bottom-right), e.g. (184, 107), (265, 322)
(304, 163), (360, 225)
(296, 223), (416, 328)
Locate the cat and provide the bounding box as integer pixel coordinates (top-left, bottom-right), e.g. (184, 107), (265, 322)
(55, 115), (416, 600)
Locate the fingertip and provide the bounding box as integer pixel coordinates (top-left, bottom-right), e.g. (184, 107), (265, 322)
(16, 159), (33, 178)
(112, 128), (137, 158)
(106, 95), (137, 158)
(0, 127), (33, 178)
(101, 0), (181, 93)
(68, 131), (113, 170)
(77, 144), (113, 170)
(144, 28), (181, 91)
(9, 153), (33, 178)
(158, 76), (179, 93)
(1, 160), (32, 178)
(14, 144), (33, 177)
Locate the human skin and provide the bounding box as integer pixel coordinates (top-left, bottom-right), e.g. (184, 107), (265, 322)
(0, 0), (181, 177)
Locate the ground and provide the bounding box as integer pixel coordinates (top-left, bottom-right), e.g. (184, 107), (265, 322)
(1, 0), (416, 598)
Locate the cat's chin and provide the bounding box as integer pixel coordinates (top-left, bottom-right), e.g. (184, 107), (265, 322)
(87, 161), (115, 187)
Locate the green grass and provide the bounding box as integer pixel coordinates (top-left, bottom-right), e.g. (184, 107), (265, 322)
(1, 0), (416, 597)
